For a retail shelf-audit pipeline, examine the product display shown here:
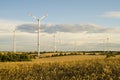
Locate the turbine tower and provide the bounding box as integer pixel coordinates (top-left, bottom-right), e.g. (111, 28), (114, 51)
(29, 13), (48, 57)
(13, 29), (16, 53)
(106, 37), (109, 52)
(53, 33), (56, 53)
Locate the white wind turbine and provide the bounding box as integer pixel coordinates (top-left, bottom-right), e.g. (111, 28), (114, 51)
(106, 37), (110, 52)
(13, 28), (16, 53)
(29, 13), (48, 57)
(53, 33), (56, 53)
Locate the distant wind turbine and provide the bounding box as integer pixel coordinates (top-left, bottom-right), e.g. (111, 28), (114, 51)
(13, 28), (16, 53)
(53, 33), (56, 53)
(106, 37), (110, 52)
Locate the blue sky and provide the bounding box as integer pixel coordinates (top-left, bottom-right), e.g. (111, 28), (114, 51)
(0, 0), (120, 25)
(0, 0), (120, 51)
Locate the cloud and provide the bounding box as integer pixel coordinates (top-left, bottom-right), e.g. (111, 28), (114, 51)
(0, 19), (120, 51)
(1, 14), (119, 34)
(16, 23), (120, 33)
(0, 19), (28, 33)
(103, 11), (120, 18)
(16, 24), (37, 33)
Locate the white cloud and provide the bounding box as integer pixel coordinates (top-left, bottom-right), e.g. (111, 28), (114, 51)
(17, 23), (120, 33)
(103, 11), (120, 18)
(0, 19), (120, 51)
(0, 19), (33, 33)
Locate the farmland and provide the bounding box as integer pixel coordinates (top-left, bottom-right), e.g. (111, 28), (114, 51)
(33, 55), (105, 63)
(0, 53), (120, 80)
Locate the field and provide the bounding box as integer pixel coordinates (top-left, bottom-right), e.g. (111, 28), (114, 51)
(33, 55), (106, 63)
(0, 54), (120, 80)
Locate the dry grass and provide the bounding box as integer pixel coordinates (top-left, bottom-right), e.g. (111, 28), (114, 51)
(0, 55), (120, 80)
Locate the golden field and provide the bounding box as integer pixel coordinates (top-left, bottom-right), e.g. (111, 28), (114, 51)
(0, 55), (120, 80)
(33, 55), (106, 63)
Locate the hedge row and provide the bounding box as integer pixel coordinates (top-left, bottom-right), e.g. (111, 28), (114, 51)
(0, 53), (32, 62)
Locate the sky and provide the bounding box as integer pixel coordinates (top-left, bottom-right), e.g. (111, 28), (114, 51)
(0, 0), (120, 51)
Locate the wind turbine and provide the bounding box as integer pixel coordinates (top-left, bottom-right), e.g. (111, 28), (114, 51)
(58, 39), (62, 52)
(106, 37), (110, 53)
(13, 28), (16, 53)
(29, 13), (48, 57)
(53, 33), (56, 53)
(74, 41), (77, 52)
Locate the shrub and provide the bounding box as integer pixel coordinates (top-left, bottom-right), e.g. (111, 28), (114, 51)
(0, 52), (32, 62)
(106, 51), (116, 58)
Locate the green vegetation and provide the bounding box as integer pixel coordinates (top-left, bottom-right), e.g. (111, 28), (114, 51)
(0, 51), (119, 61)
(106, 51), (116, 58)
(51, 52), (81, 57)
(0, 52), (32, 62)
(41, 51), (120, 58)
(0, 58), (120, 80)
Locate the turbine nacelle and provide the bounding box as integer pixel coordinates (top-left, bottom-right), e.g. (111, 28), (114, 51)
(29, 13), (48, 21)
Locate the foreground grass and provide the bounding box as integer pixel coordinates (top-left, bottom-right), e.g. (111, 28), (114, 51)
(0, 56), (120, 80)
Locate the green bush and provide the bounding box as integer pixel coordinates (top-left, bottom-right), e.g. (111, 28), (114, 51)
(106, 52), (116, 58)
(0, 52), (32, 62)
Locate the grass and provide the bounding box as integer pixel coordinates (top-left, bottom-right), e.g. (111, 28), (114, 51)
(0, 55), (120, 80)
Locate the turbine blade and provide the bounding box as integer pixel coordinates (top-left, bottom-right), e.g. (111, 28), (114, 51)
(29, 13), (37, 20)
(40, 13), (48, 21)
(32, 16), (37, 20)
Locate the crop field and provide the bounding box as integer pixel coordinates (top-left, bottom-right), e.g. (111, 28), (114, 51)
(33, 55), (106, 63)
(0, 55), (120, 80)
